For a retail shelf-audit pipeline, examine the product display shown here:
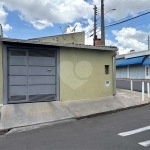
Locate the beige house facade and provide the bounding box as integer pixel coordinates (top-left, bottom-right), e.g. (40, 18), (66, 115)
(0, 38), (117, 106)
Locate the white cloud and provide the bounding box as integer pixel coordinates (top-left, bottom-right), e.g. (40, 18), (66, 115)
(112, 28), (149, 42)
(31, 20), (53, 30)
(2, 24), (12, 31)
(2, 0), (150, 31)
(110, 27), (149, 54)
(106, 39), (130, 55)
(2, 0), (93, 30)
(0, 2), (12, 31)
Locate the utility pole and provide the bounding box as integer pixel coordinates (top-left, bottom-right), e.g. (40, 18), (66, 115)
(93, 5), (97, 46)
(101, 0), (105, 45)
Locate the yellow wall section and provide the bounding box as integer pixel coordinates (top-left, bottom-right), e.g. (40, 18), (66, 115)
(60, 47), (115, 102)
(32, 32), (85, 45)
(0, 41), (3, 104)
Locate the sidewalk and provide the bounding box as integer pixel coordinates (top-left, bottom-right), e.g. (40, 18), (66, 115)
(64, 89), (150, 118)
(0, 89), (150, 131)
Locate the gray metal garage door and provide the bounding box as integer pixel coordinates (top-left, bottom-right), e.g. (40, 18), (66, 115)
(8, 49), (57, 103)
(129, 65), (145, 79)
(116, 66), (127, 78)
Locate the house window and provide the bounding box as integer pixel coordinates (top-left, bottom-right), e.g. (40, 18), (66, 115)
(105, 65), (109, 74)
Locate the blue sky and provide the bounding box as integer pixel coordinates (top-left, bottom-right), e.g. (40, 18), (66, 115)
(1, 0), (150, 54)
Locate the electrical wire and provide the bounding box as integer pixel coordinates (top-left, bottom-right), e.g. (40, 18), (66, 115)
(85, 1), (150, 39)
(105, 11), (150, 29)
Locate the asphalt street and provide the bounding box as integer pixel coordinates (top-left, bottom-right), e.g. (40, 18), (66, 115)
(1, 105), (150, 150)
(116, 79), (150, 92)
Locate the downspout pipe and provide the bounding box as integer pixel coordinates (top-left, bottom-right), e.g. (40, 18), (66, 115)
(112, 53), (117, 96)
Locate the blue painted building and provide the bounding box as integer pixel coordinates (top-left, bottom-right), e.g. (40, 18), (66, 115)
(116, 50), (150, 79)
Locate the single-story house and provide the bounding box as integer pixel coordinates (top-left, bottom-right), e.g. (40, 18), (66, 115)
(116, 50), (150, 79)
(0, 38), (117, 106)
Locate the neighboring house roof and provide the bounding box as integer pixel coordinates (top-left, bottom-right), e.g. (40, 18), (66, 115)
(29, 32), (85, 40)
(116, 56), (145, 66)
(0, 38), (118, 52)
(116, 54), (125, 59)
(116, 50), (150, 66)
(125, 50), (149, 59)
(116, 50), (150, 60)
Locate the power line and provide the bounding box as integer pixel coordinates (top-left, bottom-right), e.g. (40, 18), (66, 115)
(104, 1), (150, 24)
(86, 9), (150, 39)
(105, 11), (150, 29)
(86, 1), (150, 40)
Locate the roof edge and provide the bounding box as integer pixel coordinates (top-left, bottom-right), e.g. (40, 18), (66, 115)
(0, 38), (118, 51)
(29, 31), (85, 40)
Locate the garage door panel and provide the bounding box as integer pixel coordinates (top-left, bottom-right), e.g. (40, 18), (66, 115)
(10, 66), (27, 75)
(28, 76), (55, 85)
(10, 76), (26, 85)
(28, 85), (55, 95)
(137, 66), (145, 79)
(29, 94), (55, 101)
(29, 57), (55, 66)
(8, 49), (57, 103)
(10, 86), (27, 96)
(130, 65), (145, 79)
(116, 69), (120, 78)
(28, 66), (55, 75)
(130, 65), (138, 79)
(116, 67), (127, 78)
(29, 50), (55, 57)
(10, 95), (26, 101)
(10, 56), (26, 66)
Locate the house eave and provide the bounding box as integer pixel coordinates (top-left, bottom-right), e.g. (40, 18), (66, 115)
(0, 38), (118, 52)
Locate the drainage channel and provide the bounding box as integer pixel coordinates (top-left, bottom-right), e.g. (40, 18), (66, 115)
(0, 129), (11, 136)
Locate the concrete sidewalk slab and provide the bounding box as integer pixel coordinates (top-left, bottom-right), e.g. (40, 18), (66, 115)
(0, 89), (150, 131)
(0, 101), (75, 130)
(115, 89), (150, 107)
(63, 96), (123, 118)
(63, 89), (150, 118)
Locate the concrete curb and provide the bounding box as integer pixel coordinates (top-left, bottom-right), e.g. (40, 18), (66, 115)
(4, 118), (76, 135)
(76, 102), (150, 119)
(2, 102), (150, 135)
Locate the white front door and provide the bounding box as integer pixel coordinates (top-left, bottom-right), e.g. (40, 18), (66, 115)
(145, 66), (149, 79)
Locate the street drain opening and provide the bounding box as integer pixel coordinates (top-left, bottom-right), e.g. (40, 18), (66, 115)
(0, 129), (11, 136)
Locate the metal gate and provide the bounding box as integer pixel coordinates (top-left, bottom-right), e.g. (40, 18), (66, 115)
(116, 66), (127, 78)
(8, 49), (57, 103)
(129, 65), (145, 79)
